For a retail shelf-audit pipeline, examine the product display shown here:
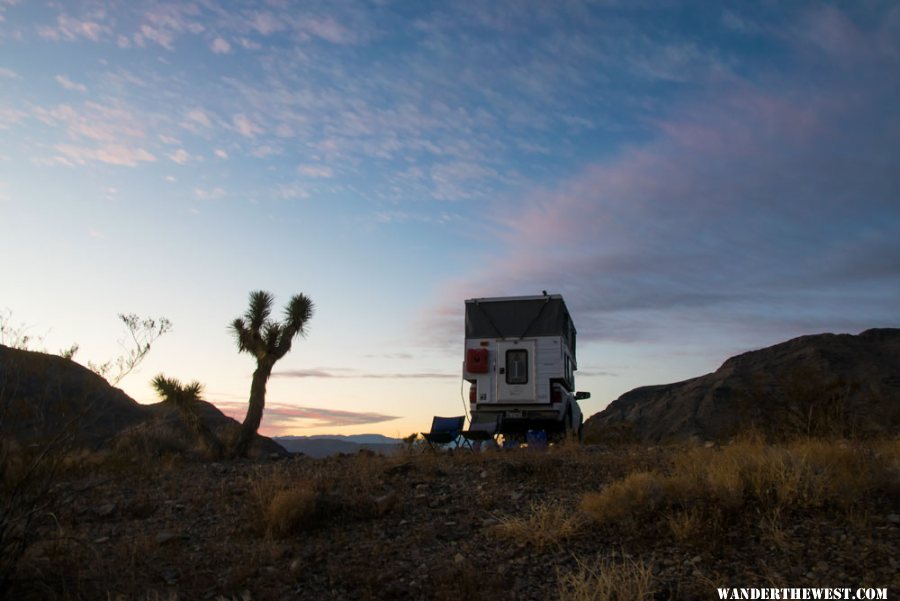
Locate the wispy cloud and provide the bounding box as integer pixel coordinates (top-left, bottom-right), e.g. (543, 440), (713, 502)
(131, 4), (204, 50)
(0, 107), (25, 130)
(33, 102), (147, 144)
(210, 37), (231, 54)
(266, 404), (400, 430)
(168, 148), (192, 164)
(214, 400), (399, 430)
(38, 13), (109, 42)
(184, 108), (212, 129)
(249, 11), (283, 36)
(274, 368), (457, 379)
(194, 186), (225, 200)
(297, 164), (333, 178)
(55, 75), (87, 92)
(422, 6), (900, 347)
(53, 144), (156, 167)
(232, 113), (261, 138)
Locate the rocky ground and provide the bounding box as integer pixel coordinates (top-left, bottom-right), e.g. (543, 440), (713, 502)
(7, 442), (900, 600)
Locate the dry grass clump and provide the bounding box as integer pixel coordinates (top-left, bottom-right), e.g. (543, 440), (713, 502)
(428, 556), (505, 601)
(581, 437), (893, 538)
(263, 485), (318, 537)
(580, 471), (665, 525)
(112, 420), (193, 458)
(558, 556), (655, 601)
(248, 462), (384, 536)
(493, 500), (584, 549)
(248, 466), (321, 537)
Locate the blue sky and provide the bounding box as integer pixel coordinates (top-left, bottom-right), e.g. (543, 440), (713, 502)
(2, 1), (898, 437)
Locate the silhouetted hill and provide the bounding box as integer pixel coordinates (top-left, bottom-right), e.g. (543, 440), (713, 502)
(584, 328), (900, 443)
(0, 344), (284, 455)
(274, 435), (402, 457)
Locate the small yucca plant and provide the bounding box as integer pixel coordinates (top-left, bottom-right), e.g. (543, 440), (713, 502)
(151, 374), (223, 458)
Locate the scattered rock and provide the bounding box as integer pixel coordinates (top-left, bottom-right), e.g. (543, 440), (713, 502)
(160, 568), (179, 584)
(289, 559), (303, 578)
(374, 491), (399, 516)
(156, 531), (179, 545)
(95, 502), (117, 518)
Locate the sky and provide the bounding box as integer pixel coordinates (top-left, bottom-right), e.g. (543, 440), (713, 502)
(1, 0), (898, 438)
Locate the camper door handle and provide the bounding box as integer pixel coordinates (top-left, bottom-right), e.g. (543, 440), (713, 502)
(499, 368), (505, 374)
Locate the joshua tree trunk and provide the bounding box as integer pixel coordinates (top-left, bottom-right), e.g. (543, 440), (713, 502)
(234, 358), (274, 457)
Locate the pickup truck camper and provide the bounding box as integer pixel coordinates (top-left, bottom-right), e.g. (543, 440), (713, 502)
(463, 293), (590, 441)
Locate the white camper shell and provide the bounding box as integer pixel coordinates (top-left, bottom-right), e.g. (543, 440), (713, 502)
(463, 294), (589, 441)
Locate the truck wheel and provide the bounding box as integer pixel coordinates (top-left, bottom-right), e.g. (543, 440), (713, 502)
(563, 406), (575, 440)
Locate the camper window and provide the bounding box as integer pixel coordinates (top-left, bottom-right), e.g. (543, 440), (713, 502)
(505, 349), (528, 385)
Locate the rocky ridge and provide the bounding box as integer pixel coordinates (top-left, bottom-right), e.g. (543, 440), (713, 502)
(0, 344), (284, 456)
(584, 328), (900, 443)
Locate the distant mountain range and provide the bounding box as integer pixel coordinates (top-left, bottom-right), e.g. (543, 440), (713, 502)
(273, 434), (403, 457)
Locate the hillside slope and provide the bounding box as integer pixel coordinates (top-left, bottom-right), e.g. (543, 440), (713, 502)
(584, 328), (900, 443)
(0, 344), (284, 455)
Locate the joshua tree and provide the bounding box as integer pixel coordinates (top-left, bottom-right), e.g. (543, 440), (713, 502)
(230, 290), (313, 457)
(151, 374), (224, 458)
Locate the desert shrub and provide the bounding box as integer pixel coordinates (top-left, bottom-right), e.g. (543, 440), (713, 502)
(264, 485), (318, 537)
(428, 557), (505, 601)
(581, 438), (893, 539)
(558, 556), (655, 601)
(583, 421), (637, 446)
(112, 420), (193, 458)
(249, 466), (328, 536)
(666, 508), (706, 543)
(580, 471), (665, 525)
(493, 500), (584, 549)
(0, 440), (63, 594)
(873, 438), (900, 483)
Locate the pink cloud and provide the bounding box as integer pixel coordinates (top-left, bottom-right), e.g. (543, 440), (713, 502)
(303, 17), (354, 44)
(273, 368), (456, 379)
(55, 75), (87, 92)
(233, 114), (261, 137)
(53, 144), (156, 167)
(210, 37), (231, 54)
(213, 400), (399, 432)
(38, 14), (108, 42)
(34, 102), (146, 143)
(251, 12), (283, 36)
(420, 39), (900, 346)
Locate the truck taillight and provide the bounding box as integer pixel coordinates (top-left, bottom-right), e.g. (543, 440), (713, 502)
(469, 382), (477, 402)
(551, 385), (562, 404)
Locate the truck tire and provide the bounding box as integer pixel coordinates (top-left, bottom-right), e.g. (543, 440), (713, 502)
(564, 405), (575, 440)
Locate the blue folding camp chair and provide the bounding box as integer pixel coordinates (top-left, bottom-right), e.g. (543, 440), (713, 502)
(461, 413), (502, 450)
(421, 415), (465, 452)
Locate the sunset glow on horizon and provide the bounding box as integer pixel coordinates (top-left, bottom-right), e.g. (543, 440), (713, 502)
(2, 1), (898, 437)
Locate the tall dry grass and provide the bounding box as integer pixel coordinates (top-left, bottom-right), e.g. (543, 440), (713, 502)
(581, 437), (897, 539)
(558, 556), (655, 601)
(493, 500), (584, 549)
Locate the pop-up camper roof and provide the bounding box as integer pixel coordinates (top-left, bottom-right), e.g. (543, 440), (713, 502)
(465, 295), (576, 351)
